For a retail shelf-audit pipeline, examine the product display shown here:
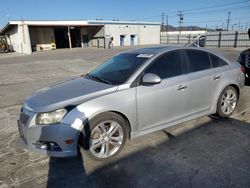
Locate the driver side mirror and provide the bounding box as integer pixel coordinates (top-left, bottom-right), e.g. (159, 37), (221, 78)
(142, 73), (161, 85)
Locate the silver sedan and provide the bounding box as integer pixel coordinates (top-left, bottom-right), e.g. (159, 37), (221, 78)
(18, 46), (245, 160)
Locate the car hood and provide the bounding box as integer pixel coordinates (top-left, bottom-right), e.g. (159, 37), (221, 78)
(25, 77), (118, 112)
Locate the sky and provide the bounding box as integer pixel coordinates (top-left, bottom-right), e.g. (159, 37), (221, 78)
(1, 0), (250, 30)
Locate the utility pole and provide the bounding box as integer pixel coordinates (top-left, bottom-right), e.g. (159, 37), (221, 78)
(226, 11), (231, 31)
(166, 14), (168, 32)
(177, 11), (184, 34)
(238, 19), (241, 31)
(161, 12), (165, 32)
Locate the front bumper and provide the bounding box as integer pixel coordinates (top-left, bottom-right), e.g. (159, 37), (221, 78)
(17, 120), (80, 157)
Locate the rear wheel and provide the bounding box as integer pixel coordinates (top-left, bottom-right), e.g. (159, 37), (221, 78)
(216, 86), (238, 117)
(82, 112), (128, 161)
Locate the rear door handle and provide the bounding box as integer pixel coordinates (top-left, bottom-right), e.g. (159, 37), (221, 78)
(177, 85), (187, 90)
(213, 75), (221, 80)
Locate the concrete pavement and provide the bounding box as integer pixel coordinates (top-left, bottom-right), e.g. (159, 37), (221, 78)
(0, 46), (250, 188)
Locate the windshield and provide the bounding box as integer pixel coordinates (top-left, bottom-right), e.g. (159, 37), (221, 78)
(86, 53), (150, 85)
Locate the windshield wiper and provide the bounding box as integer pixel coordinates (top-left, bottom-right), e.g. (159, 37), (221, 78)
(87, 74), (113, 85)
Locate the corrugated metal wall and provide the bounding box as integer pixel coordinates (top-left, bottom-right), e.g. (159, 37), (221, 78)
(161, 31), (250, 48)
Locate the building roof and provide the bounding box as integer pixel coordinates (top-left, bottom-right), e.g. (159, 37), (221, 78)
(0, 20), (160, 34)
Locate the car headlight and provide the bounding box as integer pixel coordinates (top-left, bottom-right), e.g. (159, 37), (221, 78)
(36, 108), (67, 125)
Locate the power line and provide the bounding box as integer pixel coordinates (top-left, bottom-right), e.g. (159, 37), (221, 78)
(183, 5), (250, 15)
(231, 16), (250, 20)
(163, 0), (249, 17)
(182, 0), (248, 13)
(164, 0), (248, 16)
(184, 16), (250, 24)
(133, 0), (250, 30)
(185, 19), (224, 24)
(136, 0), (249, 22)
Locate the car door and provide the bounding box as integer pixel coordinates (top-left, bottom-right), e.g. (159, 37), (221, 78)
(208, 52), (229, 98)
(183, 49), (221, 115)
(136, 50), (189, 131)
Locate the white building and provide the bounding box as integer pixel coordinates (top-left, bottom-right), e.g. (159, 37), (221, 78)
(0, 20), (160, 54)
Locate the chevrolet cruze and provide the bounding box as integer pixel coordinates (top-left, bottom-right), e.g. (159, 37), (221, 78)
(18, 47), (245, 160)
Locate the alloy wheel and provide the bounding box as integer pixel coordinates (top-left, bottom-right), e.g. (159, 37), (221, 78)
(89, 120), (124, 159)
(220, 88), (237, 115)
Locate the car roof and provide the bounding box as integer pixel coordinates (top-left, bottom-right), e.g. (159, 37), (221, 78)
(123, 46), (217, 56)
(124, 46), (177, 55)
(123, 46), (231, 63)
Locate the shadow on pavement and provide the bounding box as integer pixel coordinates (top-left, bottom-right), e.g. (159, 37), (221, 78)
(47, 152), (89, 188)
(47, 118), (250, 188)
(245, 78), (250, 86)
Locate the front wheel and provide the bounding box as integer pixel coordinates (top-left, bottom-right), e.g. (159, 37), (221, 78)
(216, 86), (238, 117)
(82, 112), (128, 161)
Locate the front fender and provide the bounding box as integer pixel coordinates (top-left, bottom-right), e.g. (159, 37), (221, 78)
(62, 105), (109, 132)
(61, 87), (137, 134)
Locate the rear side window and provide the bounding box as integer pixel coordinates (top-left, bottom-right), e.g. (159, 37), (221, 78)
(145, 50), (186, 79)
(185, 50), (211, 73)
(209, 53), (228, 68)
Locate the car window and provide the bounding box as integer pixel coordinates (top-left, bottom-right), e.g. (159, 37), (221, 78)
(145, 50), (186, 79)
(209, 53), (228, 68)
(185, 49), (211, 73)
(87, 53), (149, 85)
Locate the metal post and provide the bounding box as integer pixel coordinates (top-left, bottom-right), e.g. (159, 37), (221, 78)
(234, 31), (238, 48)
(68, 26), (72, 50)
(166, 14), (169, 43)
(197, 34), (200, 47)
(166, 14), (168, 32)
(218, 32), (222, 48)
(104, 37), (106, 49)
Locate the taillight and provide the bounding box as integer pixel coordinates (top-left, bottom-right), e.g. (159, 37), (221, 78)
(240, 66), (245, 73)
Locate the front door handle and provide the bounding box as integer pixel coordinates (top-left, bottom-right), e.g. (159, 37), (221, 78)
(213, 75), (221, 80)
(177, 85), (187, 90)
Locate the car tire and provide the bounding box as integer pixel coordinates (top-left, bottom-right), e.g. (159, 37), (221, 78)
(216, 86), (238, 118)
(81, 112), (128, 161)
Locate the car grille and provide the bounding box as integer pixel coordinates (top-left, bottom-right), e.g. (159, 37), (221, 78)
(245, 54), (250, 68)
